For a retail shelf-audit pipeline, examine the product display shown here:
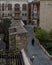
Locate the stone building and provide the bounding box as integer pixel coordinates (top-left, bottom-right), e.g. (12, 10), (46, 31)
(28, 0), (40, 27)
(9, 19), (28, 52)
(0, 0), (40, 26)
(0, 0), (28, 24)
(0, 0), (28, 51)
(40, 0), (52, 32)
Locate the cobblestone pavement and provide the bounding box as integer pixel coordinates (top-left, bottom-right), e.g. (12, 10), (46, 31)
(25, 25), (52, 65)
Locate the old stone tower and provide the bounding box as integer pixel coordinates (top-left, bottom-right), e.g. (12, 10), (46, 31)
(9, 19), (28, 52)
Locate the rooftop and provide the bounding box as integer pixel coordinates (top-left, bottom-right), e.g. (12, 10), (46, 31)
(9, 20), (27, 35)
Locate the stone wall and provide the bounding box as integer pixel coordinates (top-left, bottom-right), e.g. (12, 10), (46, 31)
(9, 34), (16, 52)
(16, 33), (28, 49)
(9, 33), (28, 52)
(40, 0), (52, 32)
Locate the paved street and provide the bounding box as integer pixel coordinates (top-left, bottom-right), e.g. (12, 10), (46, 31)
(25, 25), (52, 65)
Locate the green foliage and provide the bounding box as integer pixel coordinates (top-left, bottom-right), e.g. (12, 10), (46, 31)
(2, 18), (11, 43)
(0, 49), (5, 55)
(14, 48), (20, 55)
(0, 18), (11, 34)
(48, 29), (52, 39)
(48, 51), (52, 55)
(16, 48), (20, 52)
(2, 18), (11, 30)
(41, 41), (52, 48)
(35, 28), (48, 40)
(35, 28), (52, 55)
(35, 27), (52, 40)
(12, 61), (16, 65)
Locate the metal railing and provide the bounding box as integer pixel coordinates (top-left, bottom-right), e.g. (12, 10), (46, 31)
(0, 52), (24, 65)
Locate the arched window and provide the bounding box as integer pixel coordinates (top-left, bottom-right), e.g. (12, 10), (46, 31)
(22, 4), (27, 11)
(8, 4), (12, 10)
(2, 3), (4, 11)
(14, 4), (20, 11)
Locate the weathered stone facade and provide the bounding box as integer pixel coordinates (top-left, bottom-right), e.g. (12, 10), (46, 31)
(9, 20), (28, 52)
(40, 0), (52, 32)
(9, 34), (16, 52)
(16, 33), (28, 49)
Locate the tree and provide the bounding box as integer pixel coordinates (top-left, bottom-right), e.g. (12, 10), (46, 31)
(1, 18), (11, 51)
(2, 18), (11, 65)
(48, 29), (52, 40)
(35, 27), (48, 40)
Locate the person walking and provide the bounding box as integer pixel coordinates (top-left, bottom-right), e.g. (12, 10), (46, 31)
(30, 56), (35, 63)
(32, 38), (34, 46)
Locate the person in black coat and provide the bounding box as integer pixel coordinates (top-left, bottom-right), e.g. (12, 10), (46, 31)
(32, 38), (34, 46)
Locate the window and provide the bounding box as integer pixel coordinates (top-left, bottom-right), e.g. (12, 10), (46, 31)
(25, 13), (27, 16)
(2, 13), (4, 17)
(14, 4), (20, 11)
(8, 4), (12, 10)
(2, 4), (4, 11)
(32, 13), (34, 16)
(22, 13), (27, 16)
(8, 13), (12, 16)
(22, 13), (24, 16)
(22, 4), (27, 11)
(33, 20), (37, 25)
